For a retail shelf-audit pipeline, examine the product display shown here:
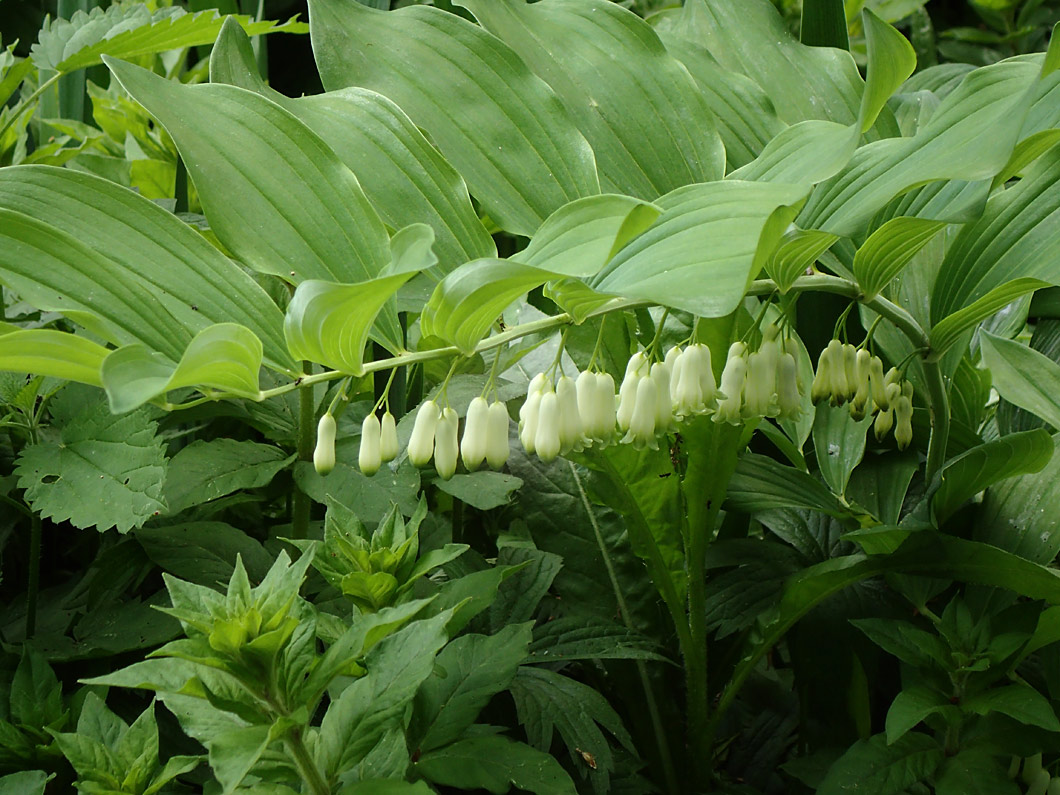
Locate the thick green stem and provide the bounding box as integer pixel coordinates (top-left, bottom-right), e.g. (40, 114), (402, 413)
(0, 72), (61, 142)
(922, 357), (951, 482)
(285, 728), (330, 795)
(291, 366), (315, 540)
(25, 512), (41, 639)
(569, 462), (680, 795)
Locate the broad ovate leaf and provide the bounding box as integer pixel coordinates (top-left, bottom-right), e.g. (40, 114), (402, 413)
(458, 0), (724, 197)
(981, 331), (1060, 430)
(308, 0), (599, 236)
(102, 323), (263, 414)
(854, 217), (949, 299)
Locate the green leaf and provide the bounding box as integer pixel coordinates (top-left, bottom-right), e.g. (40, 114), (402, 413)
(801, 57), (1047, 236)
(509, 666), (633, 791)
(975, 436), (1060, 564)
(991, 128), (1060, 190)
(101, 323), (263, 413)
(962, 684), (1060, 731)
(982, 332), (1060, 431)
(671, 0), (872, 129)
(433, 472), (523, 511)
(49, 732), (116, 786)
(727, 453), (848, 518)
(929, 278), (1048, 356)
(933, 143), (1060, 322)
(105, 58), (401, 347)
(161, 440), (295, 516)
(515, 194), (662, 276)
(765, 228), (841, 292)
(0, 166), (295, 374)
(817, 732), (942, 795)
(933, 429), (1054, 524)
(727, 120), (857, 186)
(14, 391), (166, 533)
(857, 9), (917, 134)
(32, 4), (306, 73)
(0, 209), (190, 361)
(284, 224), (436, 371)
(850, 618), (950, 669)
(316, 612), (451, 778)
(527, 617), (669, 663)
(458, 0), (724, 196)
(0, 771), (51, 795)
(421, 259), (557, 354)
(208, 724), (274, 795)
(411, 623), (532, 752)
(592, 180), (808, 317)
(934, 750), (1021, 795)
(812, 403), (873, 498)
(209, 18), (495, 273)
(135, 522), (273, 587)
(853, 217), (949, 299)
(0, 329), (107, 386)
(308, 0), (599, 236)
(293, 462), (421, 525)
(10, 647), (63, 729)
(885, 685), (953, 744)
(415, 734), (577, 795)
(489, 547), (562, 631)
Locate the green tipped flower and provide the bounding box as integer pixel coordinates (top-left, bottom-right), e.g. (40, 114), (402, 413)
(434, 407), (459, 479)
(408, 400), (439, 468)
(486, 400), (511, 469)
(534, 390), (562, 462)
(379, 411), (399, 462)
(714, 342), (747, 424)
(625, 375), (658, 449)
(556, 375), (584, 453)
(776, 352), (803, 419)
(359, 413), (382, 476)
(461, 396), (490, 472)
(313, 413), (337, 475)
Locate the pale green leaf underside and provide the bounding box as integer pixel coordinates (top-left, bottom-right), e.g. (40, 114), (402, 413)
(0, 329), (107, 387)
(929, 278), (1049, 356)
(854, 217), (948, 299)
(766, 228), (840, 291)
(980, 331), (1060, 431)
(308, 0), (599, 237)
(102, 323), (264, 414)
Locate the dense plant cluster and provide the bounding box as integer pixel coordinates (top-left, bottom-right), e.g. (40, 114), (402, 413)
(0, 0), (1059, 794)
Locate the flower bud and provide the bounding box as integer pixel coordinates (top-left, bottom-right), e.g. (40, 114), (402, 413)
(663, 345), (682, 381)
(894, 395), (913, 450)
(884, 381), (902, 410)
(811, 341), (838, 404)
(594, 372), (617, 444)
(527, 372), (549, 398)
(776, 352), (802, 419)
(1024, 754), (1044, 786)
(651, 362), (673, 432)
(715, 344), (747, 424)
(556, 375), (584, 453)
(1046, 775), (1060, 795)
(535, 391), (562, 462)
(851, 348), (872, 415)
(434, 407), (459, 479)
(1027, 769), (1050, 795)
(576, 370), (598, 441)
(868, 356), (887, 410)
(519, 390), (543, 454)
(408, 400), (439, 468)
(625, 375), (658, 449)
(313, 413), (337, 475)
(379, 411), (399, 462)
(874, 408), (894, 441)
(359, 413), (382, 476)
(842, 344), (858, 402)
(624, 351), (648, 379)
(461, 396), (489, 472)
(486, 401), (511, 470)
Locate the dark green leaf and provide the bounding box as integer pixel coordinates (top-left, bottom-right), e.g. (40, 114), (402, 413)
(817, 732), (942, 795)
(934, 750), (1021, 795)
(727, 453), (848, 518)
(962, 684), (1060, 731)
(415, 734), (577, 794)
(981, 331), (1060, 430)
(885, 685), (953, 744)
(135, 522), (273, 586)
(162, 440), (294, 515)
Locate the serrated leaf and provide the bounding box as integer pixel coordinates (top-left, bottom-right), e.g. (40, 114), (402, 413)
(527, 617), (668, 663)
(0, 329), (107, 386)
(884, 685), (953, 744)
(854, 217), (949, 299)
(411, 623), (532, 752)
(933, 429), (1054, 524)
(14, 392), (166, 533)
(592, 180), (809, 317)
(105, 57), (403, 348)
(415, 734), (577, 795)
(458, 0), (724, 197)
(101, 323), (263, 413)
(817, 732), (942, 795)
(0, 166), (295, 374)
(929, 278), (1049, 356)
(962, 684), (1060, 731)
(209, 18), (495, 273)
(161, 440), (295, 516)
(32, 3), (306, 73)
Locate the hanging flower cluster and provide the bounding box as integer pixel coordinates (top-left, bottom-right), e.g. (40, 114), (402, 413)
(407, 398), (510, 479)
(811, 340), (914, 449)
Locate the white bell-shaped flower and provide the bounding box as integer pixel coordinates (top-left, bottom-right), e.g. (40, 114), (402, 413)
(460, 396), (490, 472)
(894, 395), (913, 451)
(534, 391), (562, 462)
(408, 400), (440, 468)
(556, 375), (584, 453)
(651, 362), (673, 432)
(379, 411), (399, 463)
(359, 413), (382, 476)
(594, 372), (617, 444)
(625, 375), (658, 449)
(714, 343), (747, 424)
(776, 352), (803, 419)
(486, 401), (511, 470)
(313, 414), (337, 475)
(617, 354), (648, 432)
(434, 407), (459, 479)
